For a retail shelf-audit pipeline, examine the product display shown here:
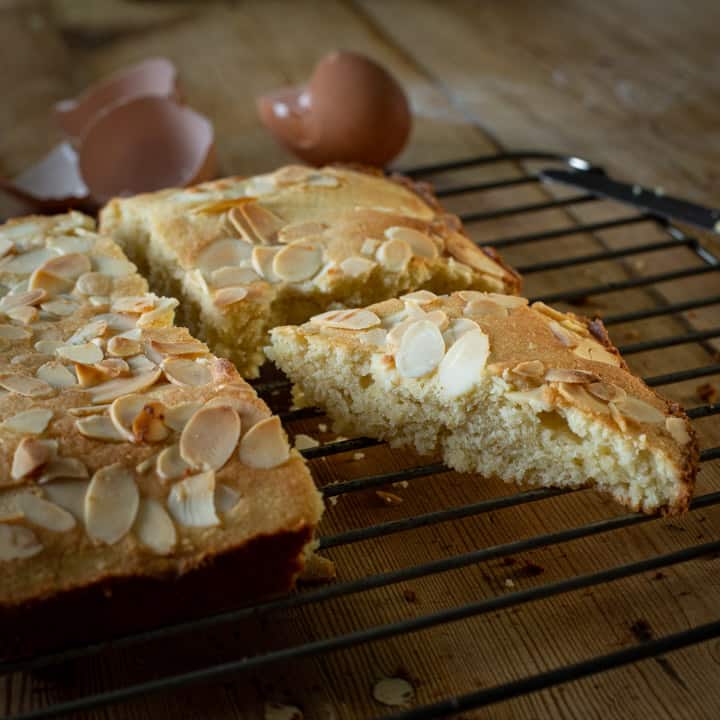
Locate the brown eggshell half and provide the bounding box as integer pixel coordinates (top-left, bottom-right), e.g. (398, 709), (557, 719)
(55, 57), (180, 140)
(78, 96), (216, 204)
(257, 50), (411, 167)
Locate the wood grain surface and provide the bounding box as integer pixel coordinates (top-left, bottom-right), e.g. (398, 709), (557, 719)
(1, 2), (719, 719)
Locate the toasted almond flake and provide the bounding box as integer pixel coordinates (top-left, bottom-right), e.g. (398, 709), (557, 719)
(203, 396), (269, 435)
(238, 416), (290, 469)
(311, 308), (381, 331)
(273, 240), (323, 282)
(37, 457), (88, 484)
(396, 320), (446, 379)
(163, 402), (203, 432)
(561, 317), (589, 336)
(464, 299), (509, 318)
(210, 265), (259, 288)
(0, 289), (47, 312)
(17, 493), (75, 532)
(385, 227), (438, 259)
(76, 415), (126, 442)
(437, 328), (489, 397)
(67, 319), (109, 344)
(75, 358), (129, 387)
(213, 286), (248, 308)
(197, 238), (252, 277)
(157, 443), (192, 481)
(278, 221), (328, 244)
(107, 335), (142, 357)
(41, 299), (79, 316)
(239, 202), (285, 244)
(557, 383), (610, 415)
(28, 269), (70, 295)
(111, 296), (156, 314)
(425, 310), (449, 331)
(92, 256), (135, 277)
(548, 321), (578, 348)
(401, 290), (437, 305)
(484, 293), (528, 309)
(609, 401), (628, 431)
(48, 233), (93, 254)
(357, 327), (387, 347)
(137, 297), (178, 329)
(151, 341), (209, 360)
(506, 385), (553, 409)
(56, 342), (103, 365)
(0, 324), (31, 340)
(340, 256), (376, 278)
(544, 368), (599, 384)
(134, 498), (177, 555)
(375, 237), (412, 272)
(90, 367), (162, 404)
(7, 305), (38, 324)
(167, 470), (219, 527)
(614, 397), (665, 424)
(85, 464), (139, 544)
(75, 272), (112, 296)
(587, 382), (627, 403)
(2, 408), (53, 434)
(572, 338), (621, 366)
(373, 677), (415, 707)
(215, 483), (242, 514)
(443, 318), (481, 347)
(180, 405), (241, 471)
(251, 245), (281, 281)
(43, 480), (88, 519)
(162, 358), (212, 388)
(34, 339), (63, 355)
(132, 401), (168, 443)
(387, 317), (418, 350)
(11, 438), (56, 481)
(0, 524), (42, 561)
(0, 374), (54, 397)
(294, 433), (320, 450)
(39, 252), (91, 280)
(2, 249), (56, 276)
(109, 394), (149, 442)
(445, 233), (506, 277)
(666, 416), (691, 445)
(361, 238), (380, 255)
(127, 354), (157, 374)
(510, 360), (545, 379)
(533, 301), (567, 322)
(0, 237), (13, 258)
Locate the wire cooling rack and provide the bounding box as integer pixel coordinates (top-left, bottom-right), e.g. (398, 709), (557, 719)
(2, 151), (720, 720)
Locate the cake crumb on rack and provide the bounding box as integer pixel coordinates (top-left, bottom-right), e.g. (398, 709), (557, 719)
(376, 490), (403, 505)
(372, 677), (414, 707)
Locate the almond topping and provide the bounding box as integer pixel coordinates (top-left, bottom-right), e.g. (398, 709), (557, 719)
(136, 297), (178, 329)
(548, 321), (578, 348)
(7, 305), (38, 324)
(396, 320), (446, 379)
(134, 498), (177, 555)
(278, 221), (328, 244)
(340, 256), (376, 278)
(237, 202), (285, 244)
(85, 464), (139, 544)
(111, 296), (156, 314)
(213, 286), (248, 308)
(0, 324), (31, 340)
(75, 272), (112, 296)
(42, 299), (79, 317)
(37, 457), (88, 484)
(215, 483), (242, 514)
(162, 358), (212, 388)
(587, 382), (627, 403)
(151, 340), (209, 358)
(425, 310), (449, 331)
(251, 245), (281, 282)
(167, 470), (219, 527)
(107, 335), (142, 357)
(43, 480), (88, 519)
(401, 290), (437, 305)
(512, 360), (545, 378)
(180, 405), (241, 471)
(438, 328), (489, 398)
(2, 249), (55, 276)
(76, 415), (126, 442)
(210, 265), (259, 287)
(56, 342), (103, 365)
(544, 368), (599, 384)
(67, 319), (108, 344)
(17, 493), (75, 532)
(92, 256), (135, 277)
(557, 383), (610, 415)
(28, 269), (71, 295)
(376, 237), (412, 272)
(572, 338), (621, 366)
(11, 438), (56, 481)
(443, 318), (481, 347)
(157, 443), (192, 481)
(109, 394), (157, 442)
(34, 339), (63, 355)
(238, 416), (290, 469)
(75, 358), (129, 387)
(310, 308), (381, 331)
(464, 299), (509, 318)
(163, 402), (203, 432)
(385, 227), (438, 259)
(132, 401), (169, 443)
(41, 252), (91, 280)
(197, 238), (252, 276)
(0, 374), (54, 397)
(446, 233), (506, 277)
(37, 361), (78, 389)
(2, 408), (53, 434)
(273, 241), (323, 282)
(613, 397), (665, 424)
(506, 386), (553, 409)
(0, 524), (42, 561)
(666, 416), (691, 445)
(608, 402), (628, 432)
(0, 289), (47, 312)
(89, 367), (162, 404)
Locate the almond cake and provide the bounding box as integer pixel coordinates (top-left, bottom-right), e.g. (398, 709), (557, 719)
(268, 290), (698, 514)
(99, 165), (520, 377)
(0, 212), (322, 650)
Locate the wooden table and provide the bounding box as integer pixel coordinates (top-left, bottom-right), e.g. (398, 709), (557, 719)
(2, 2), (719, 719)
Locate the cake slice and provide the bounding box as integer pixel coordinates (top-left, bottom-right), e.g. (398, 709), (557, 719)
(268, 290), (698, 514)
(0, 213), (322, 650)
(99, 164), (520, 377)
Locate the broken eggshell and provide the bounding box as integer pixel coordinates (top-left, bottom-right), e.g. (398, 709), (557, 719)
(54, 57), (180, 141)
(79, 95), (216, 205)
(257, 50), (411, 167)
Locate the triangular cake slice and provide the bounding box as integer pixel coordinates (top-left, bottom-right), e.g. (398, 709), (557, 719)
(268, 290), (698, 514)
(99, 165), (520, 377)
(0, 213), (322, 644)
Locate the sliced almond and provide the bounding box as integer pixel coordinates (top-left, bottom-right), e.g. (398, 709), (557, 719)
(385, 227), (438, 259)
(512, 360), (545, 378)
(425, 310), (449, 331)
(614, 397), (665, 424)
(67, 318), (108, 344)
(136, 297), (178, 329)
(75, 272), (113, 296)
(361, 238), (380, 256)
(215, 483), (242, 514)
(2, 408), (53, 434)
(401, 290), (437, 305)
(40, 252), (91, 280)
(0, 289), (47, 312)
(89, 367), (162, 404)
(587, 382), (627, 403)
(307, 172), (340, 187)
(376, 237), (412, 272)
(167, 470), (219, 527)
(7, 305), (38, 324)
(572, 338), (622, 366)
(92, 256), (135, 277)
(162, 358), (212, 388)
(437, 328), (489, 398)
(481, 293), (528, 310)
(548, 321), (578, 348)
(340, 256), (376, 278)
(37, 457), (88, 484)
(43, 480), (88, 519)
(157, 443), (192, 481)
(150, 339), (209, 357)
(132, 401), (169, 443)
(251, 245), (281, 281)
(608, 402), (628, 432)
(238, 416), (290, 469)
(85, 464), (139, 544)
(210, 265), (259, 287)
(111, 295), (157, 314)
(557, 383), (610, 415)
(134, 498), (177, 555)
(109, 394), (151, 442)
(1, 249), (56, 276)
(310, 308), (381, 331)
(278, 221), (328, 244)
(180, 405), (241, 471)
(197, 238), (252, 276)
(666, 416), (691, 445)
(127, 354), (157, 374)
(0, 374), (54, 397)
(28, 269), (71, 295)
(11, 438), (56, 481)
(273, 241), (323, 282)
(75, 358), (129, 387)
(76, 415), (126, 442)
(0, 524), (42, 560)
(464, 298), (509, 319)
(443, 318), (481, 347)
(34, 339), (63, 355)
(0, 237), (14, 258)
(213, 286), (248, 308)
(238, 202), (285, 244)
(107, 335), (142, 357)
(445, 233), (506, 277)
(17, 493), (75, 532)
(203, 396), (269, 436)
(506, 385), (553, 409)
(48, 234), (92, 254)
(359, 327), (388, 346)
(544, 368), (599, 384)
(41, 299), (79, 316)
(386, 318), (415, 349)
(163, 402), (203, 432)
(396, 320), (446, 379)
(56, 342), (103, 365)
(533, 301), (567, 322)
(0, 324), (31, 340)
